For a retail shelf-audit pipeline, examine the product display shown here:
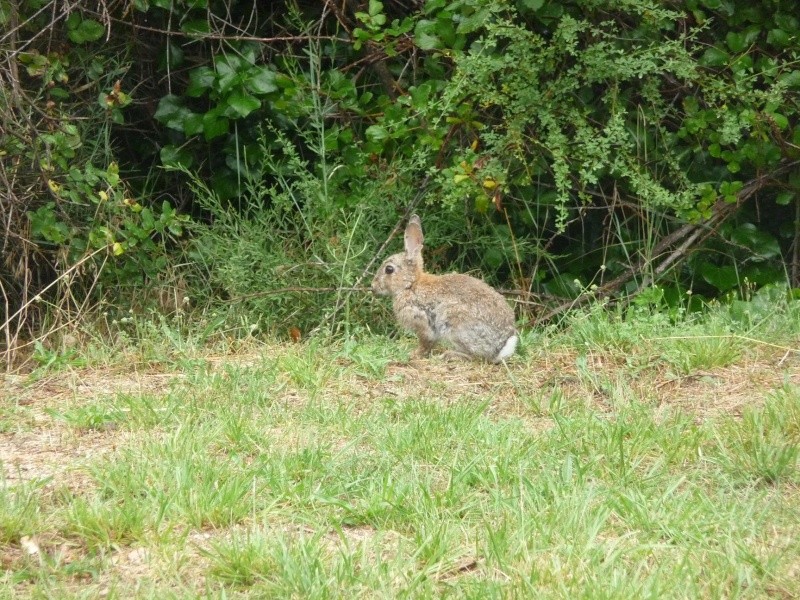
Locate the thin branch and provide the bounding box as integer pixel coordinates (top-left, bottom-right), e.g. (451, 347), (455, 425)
(536, 160), (800, 323)
(110, 18), (342, 44)
(351, 174), (432, 292)
(229, 286), (368, 303)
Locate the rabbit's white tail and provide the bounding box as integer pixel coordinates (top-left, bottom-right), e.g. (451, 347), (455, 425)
(494, 334), (518, 363)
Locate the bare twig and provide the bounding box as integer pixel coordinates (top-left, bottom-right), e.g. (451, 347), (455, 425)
(0, 247), (107, 341)
(229, 286), (368, 303)
(109, 18), (342, 44)
(536, 160), (800, 323)
(351, 174), (432, 292)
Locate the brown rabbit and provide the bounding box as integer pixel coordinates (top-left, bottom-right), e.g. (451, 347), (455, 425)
(371, 215), (518, 363)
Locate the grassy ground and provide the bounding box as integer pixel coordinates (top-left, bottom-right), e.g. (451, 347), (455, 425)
(2, 300), (800, 598)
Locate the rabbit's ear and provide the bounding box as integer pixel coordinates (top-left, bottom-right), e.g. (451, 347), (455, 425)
(404, 215), (424, 259)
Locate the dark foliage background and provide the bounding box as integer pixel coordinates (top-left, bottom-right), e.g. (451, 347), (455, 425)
(1, 0), (798, 355)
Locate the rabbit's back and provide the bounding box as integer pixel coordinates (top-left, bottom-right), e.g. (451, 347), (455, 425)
(397, 272), (517, 362)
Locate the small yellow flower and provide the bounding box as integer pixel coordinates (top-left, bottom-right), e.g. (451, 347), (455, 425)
(112, 242), (124, 256)
(123, 198), (142, 212)
(47, 179), (61, 193)
(98, 190), (108, 202)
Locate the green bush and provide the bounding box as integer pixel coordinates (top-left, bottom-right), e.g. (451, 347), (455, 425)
(2, 0), (798, 347)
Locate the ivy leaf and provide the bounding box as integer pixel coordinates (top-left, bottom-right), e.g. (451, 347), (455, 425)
(520, 0), (545, 10)
(202, 110), (229, 141)
(226, 92), (261, 117)
(246, 67), (278, 95)
(183, 113), (205, 136)
(415, 32), (440, 50)
(778, 70), (800, 88)
(456, 9), (490, 34)
(730, 224), (780, 260)
(699, 262), (738, 292)
(215, 56), (245, 94)
(160, 145), (194, 170)
(365, 125), (389, 142)
(181, 20), (210, 34)
(725, 32), (747, 53)
(154, 95), (193, 131)
(699, 47), (729, 67)
(186, 67), (215, 97)
(67, 18), (104, 44)
(766, 29), (790, 48)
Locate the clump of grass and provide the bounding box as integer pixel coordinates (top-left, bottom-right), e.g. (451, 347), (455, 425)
(713, 387), (800, 484)
(0, 477), (47, 545)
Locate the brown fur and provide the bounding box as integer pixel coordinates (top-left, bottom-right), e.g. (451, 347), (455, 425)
(371, 215), (518, 363)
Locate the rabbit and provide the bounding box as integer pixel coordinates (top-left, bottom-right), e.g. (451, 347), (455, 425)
(371, 214), (518, 363)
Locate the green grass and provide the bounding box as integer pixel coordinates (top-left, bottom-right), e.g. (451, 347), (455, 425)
(2, 300), (800, 598)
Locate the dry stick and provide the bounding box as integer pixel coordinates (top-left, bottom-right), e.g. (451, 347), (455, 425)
(229, 286), (367, 302)
(109, 17), (341, 44)
(637, 212), (722, 292)
(0, 246), (107, 340)
(0, 278), (12, 366)
(647, 334), (799, 355)
(537, 161), (800, 323)
(352, 174), (432, 292)
(310, 176), (432, 333)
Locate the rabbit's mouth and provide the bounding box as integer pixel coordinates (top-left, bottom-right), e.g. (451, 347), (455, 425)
(371, 283), (390, 297)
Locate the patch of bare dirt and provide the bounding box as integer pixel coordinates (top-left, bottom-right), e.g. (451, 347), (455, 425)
(0, 427), (131, 491)
(1, 368), (181, 490)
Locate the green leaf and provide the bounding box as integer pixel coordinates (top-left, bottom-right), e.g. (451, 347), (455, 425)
(775, 191), (794, 206)
(67, 18), (104, 44)
(226, 92), (261, 117)
(202, 110), (229, 141)
(215, 56), (245, 94)
(183, 113), (204, 136)
(186, 67), (215, 97)
(730, 224), (780, 260)
(106, 162), (120, 187)
(415, 32), (441, 50)
(181, 20), (210, 34)
(154, 95), (193, 131)
(457, 9), (490, 34)
(246, 67), (278, 95)
(365, 125), (389, 142)
(700, 47), (729, 67)
(725, 32), (747, 53)
(773, 13), (799, 33)
(699, 262), (739, 292)
(766, 29), (790, 47)
(778, 70), (800, 89)
(766, 112), (788, 130)
(160, 145), (194, 170)
(520, 0), (545, 10)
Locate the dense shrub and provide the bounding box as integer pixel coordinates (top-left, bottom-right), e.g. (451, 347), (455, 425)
(1, 0), (798, 348)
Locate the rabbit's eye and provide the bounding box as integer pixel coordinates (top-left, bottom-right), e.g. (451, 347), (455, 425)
(385, 265), (395, 275)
